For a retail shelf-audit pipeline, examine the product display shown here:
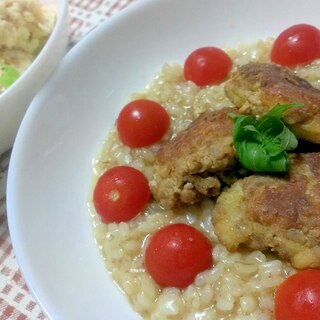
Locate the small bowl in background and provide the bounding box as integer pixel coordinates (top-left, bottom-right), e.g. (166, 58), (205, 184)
(0, 0), (69, 154)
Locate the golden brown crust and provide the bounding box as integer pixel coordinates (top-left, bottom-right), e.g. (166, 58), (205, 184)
(224, 62), (320, 143)
(150, 107), (237, 209)
(245, 177), (308, 229)
(213, 153), (320, 269)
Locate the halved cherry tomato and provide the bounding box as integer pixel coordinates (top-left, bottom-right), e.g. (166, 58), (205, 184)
(184, 47), (232, 87)
(93, 166), (150, 223)
(271, 24), (320, 67)
(275, 269), (320, 320)
(117, 99), (170, 148)
(145, 223), (213, 288)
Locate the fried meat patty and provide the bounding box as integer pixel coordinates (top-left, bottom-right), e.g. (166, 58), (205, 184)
(150, 108), (237, 209)
(225, 62), (320, 143)
(213, 152), (320, 269)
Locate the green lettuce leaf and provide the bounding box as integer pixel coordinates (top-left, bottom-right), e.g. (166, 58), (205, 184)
(0, 63), (20, 91)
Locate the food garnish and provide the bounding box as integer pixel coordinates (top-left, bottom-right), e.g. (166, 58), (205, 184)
(271, 24), (320, 67)
(0, 63), (20, 92)
(229, 103), (301, 172)
(275, 269), (320, 320)
(145, 223), (213, 288)
(93, 166), (150, 223)
(184, 47), (232, 86)
(117, 99), (170, 148)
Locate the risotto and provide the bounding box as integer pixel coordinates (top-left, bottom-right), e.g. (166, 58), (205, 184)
(89, 37), (320, 319)
(0, 0), (56, 92)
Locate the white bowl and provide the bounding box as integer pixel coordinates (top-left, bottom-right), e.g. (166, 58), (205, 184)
(6, 0), (320, 319)
(0, 0), (69, 154)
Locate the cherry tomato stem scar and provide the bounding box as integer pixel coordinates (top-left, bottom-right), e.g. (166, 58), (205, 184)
(93, 166), (150, 223)
(108, 190), (120, 202)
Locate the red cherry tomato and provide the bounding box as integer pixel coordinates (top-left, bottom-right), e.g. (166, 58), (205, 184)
(93, 166), (150, 223)
(145, 223), (213, 288)
(184, 47), (232, 87)
(275, 269), (320, 320)
(271, 24), (320, 67)
(117, 99), (170, 148)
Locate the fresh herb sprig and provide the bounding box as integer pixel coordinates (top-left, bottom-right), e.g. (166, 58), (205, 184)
(0, 63), (20, 92)
(229, 103), (301, 172)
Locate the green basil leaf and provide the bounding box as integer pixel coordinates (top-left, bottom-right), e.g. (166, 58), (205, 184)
(228, 103), (300, 172)
(278, 125), (298, 151)
(229, 114), (256, 142)
(263, 141), (284, 157)
(257, 116), (298, 151)
(256, 116), (284, 139)
(234, 140), (290, 172)
(261, 102), (302, 120)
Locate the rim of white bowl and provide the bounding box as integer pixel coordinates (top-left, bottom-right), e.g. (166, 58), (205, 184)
(6, 0), (155, 319)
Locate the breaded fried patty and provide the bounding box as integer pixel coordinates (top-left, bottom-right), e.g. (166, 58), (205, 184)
(150, 108), (237, 209)
(213, 152), (320, 269)
(225, 62), (320, 143)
